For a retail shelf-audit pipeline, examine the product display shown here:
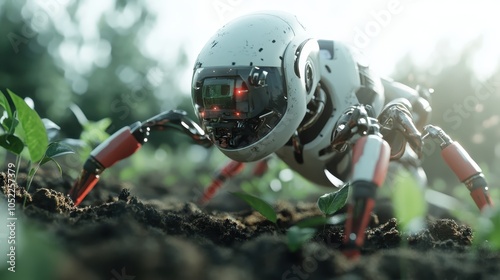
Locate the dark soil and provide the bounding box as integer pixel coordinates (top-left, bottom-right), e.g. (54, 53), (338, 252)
(2, 170), (500, 280)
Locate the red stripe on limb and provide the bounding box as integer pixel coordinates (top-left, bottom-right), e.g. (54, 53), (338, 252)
(200, 180), (223, 203)
(343, 198), (376, 246)
(200, 161), (244, 204)
(354, 198), (375, 247)
(92, 127), (142, 168)
(74, 174), (99, 206)
(252, 160), (268, 176)
(223, 161), (245, 176)
(373, 141), (390, 186)
(351, 135), (367, 166)
(441, 142), (493, 210)
(441, 142), (481, 182)
(470, 188), (492, 211)
(352, 135), (390, 187)
(343, 135), (390, 259)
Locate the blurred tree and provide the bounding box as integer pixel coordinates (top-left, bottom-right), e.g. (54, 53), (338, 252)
(2, 0), (498, 186)
(0, 1), (66, 120)
(0, 0), (192, 147)
(391, 38), (500, 186)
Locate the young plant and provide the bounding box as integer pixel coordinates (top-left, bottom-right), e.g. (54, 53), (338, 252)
(0, 89), (74, 199)
(287, 215), (346, 252)
(391, 170), (427, 233)
(473, 206), (500, 250)
(1, 89), (48, 168)
(231, 190), (338, 252)
(287, 226), (317, 252)
(66, 103), (111, 162)
(25, 142), (75, 191)
(262, 184), (350, 252)
(231, 188), (348, 252)
(289, 182), (349, 252)
(317, 183), (350, 216)
(231, 191), (277, 223)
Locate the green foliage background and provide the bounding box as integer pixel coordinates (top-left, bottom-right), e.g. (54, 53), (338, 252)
(0, 0), (499, 199)
(0, 0), (195, 145)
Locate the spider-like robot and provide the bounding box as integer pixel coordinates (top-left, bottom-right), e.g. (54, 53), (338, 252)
(69, 11), (492, 258)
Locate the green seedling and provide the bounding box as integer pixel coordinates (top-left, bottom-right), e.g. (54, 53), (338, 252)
(391, 170), (426, 233)
(67, 103), (111, 162)
(287, 214), (346, 252)
(317, 183), (349, 216)
(232, 188), (347, 252)
(231, 191), (277, 223)
(0, 89), (48, 162)
(281, 184), (350, 252)
(0, 134), (23, 155)
(473, 206), (500, 250)
(287, 226), (317, 252)
(0, 89), (74, 205)
(25, 142), (75, 191)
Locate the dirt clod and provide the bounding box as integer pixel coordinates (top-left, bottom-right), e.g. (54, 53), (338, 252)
(1, 171), (500, 280)
(31, 188), (76, 213)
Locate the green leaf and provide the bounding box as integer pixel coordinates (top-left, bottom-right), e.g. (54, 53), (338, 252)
(81, 118), (111, 146)
(44, 142), (75, 159)
(38, 142), (74, 175)
(295, 216), (328, 228)
(474, 207), (500, 249)
(392, 170), (427, 231)
(0, 91), (17, 133)
(0, 134), (24, 154)
(2, 117), (19, 134)
(28, 166), (36, 178)
(317, 184), (349, 215)
(294, 214), (348, 229)
(89, 118), (112, 133)
(11, 111), (24, 137)
(40, 157), (63, 175)
(7, 89), (48, 162)
(0, 90), (13, 118)
(287, 226), (317, 252)
(231, 192), (277, 223)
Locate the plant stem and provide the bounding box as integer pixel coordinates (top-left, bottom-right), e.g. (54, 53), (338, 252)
(23, 161), (39, 208)
(14, 154), (21, 177)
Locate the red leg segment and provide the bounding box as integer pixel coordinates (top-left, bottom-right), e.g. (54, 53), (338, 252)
(441, 141), (493, 210)
(252, 157), (270, 176)
(70, 125), (142, 206)
(343, 135), (391, 259)
(198, 160), (245, 204)
(423, 125), (493, 211)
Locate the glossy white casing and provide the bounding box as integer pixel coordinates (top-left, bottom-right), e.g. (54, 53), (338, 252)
(276, 41), (384, 187)
(194, 11), (320, 162)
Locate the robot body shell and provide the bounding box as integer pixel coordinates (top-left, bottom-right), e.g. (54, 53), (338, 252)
(195, 12), (296, 68)
(194, 11), (319, 162)
(275, 40), (381, 187)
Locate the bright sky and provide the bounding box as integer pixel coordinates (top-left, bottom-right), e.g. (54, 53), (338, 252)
(142, 0), (500, 88)
(24, 0), (500, 94)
